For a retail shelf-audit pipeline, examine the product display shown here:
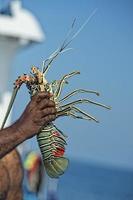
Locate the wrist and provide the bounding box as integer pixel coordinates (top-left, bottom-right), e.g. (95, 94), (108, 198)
(11, 120), (28, 142)
(13, 118), (36, 140)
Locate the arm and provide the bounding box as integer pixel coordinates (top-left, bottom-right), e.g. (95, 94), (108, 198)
(0, 92), (56, 159)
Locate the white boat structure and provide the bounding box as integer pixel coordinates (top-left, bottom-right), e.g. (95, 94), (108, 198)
(0, 0), (44, 127)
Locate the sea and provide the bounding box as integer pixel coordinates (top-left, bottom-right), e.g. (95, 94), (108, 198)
(23, 160), (133, 200)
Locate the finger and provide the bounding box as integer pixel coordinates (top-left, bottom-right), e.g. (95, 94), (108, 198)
(44, 114), (56, 123)
(41, 107), (57, 117)
(33, 92), (52, 103)
(34, 119), (45, 126)
(38, 99), (55, 110)
(34, 114), (56, 126)
(47, 100), (55, 107)
(38, 91), (53, 98)
(37, 99), (49, 109)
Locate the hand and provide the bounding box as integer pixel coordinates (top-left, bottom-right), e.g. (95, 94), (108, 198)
(15, 92), (56, 139)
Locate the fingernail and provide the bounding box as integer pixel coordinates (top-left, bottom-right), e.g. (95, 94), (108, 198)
(50, 93), (53, 96)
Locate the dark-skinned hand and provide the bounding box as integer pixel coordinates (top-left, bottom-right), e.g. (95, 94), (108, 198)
(15, 92), (56, 140)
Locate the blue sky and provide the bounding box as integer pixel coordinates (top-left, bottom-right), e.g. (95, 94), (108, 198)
(6, 0), (133, 169)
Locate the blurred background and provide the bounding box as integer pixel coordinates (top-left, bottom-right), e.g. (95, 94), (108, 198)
(0, 0), (133, 199)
